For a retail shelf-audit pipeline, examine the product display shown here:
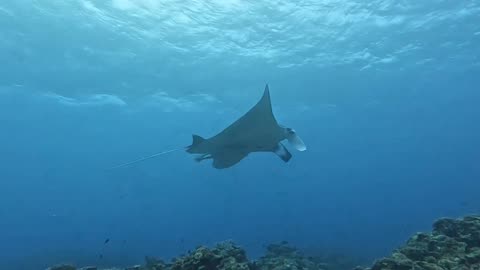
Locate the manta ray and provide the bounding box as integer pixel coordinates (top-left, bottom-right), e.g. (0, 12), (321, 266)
(186, 84), (306, 168)
(111, 84), (306, 169)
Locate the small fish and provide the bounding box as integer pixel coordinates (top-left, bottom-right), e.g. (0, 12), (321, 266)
(104, 238), (110, 244)
(99, 254), (103, 259)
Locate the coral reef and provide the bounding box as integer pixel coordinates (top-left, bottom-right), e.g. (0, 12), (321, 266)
(368, 215), (480, 270)
(253, 241), (326, 270)
(170, 241), (250, 270)
(45, 215), (480, 270)
(47, 265), (77, 270)
(46, 241), (330, 270)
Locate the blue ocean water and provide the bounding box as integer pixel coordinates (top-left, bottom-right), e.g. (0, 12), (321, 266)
(1, 1), (479, 269)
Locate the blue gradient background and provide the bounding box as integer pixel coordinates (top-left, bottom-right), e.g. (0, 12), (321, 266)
(0, 1), (479, 269)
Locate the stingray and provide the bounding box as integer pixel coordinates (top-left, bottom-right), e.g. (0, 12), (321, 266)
(111, 84), (306, 169)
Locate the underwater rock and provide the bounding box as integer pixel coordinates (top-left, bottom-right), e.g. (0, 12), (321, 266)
(265, 241), (299, 258)
(145, 256), (167, 270)
(255, 241), (326, 270)
(47, 264), (77, 270)
(433, 215), (480, 249)
(45, 241), (357, 270)
(370, 215), (480, 270)
(308, 252), (366, 270)
(45, 215), (480, 270)
(79, 267), (97, 270)
(125, 265), (142, 270)
(170, 241), (250, 270)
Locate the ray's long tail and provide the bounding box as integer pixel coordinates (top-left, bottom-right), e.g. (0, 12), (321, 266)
(108, 147), (186, 170)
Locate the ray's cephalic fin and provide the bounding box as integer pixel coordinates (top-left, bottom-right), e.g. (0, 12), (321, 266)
(273, 143), (292, 162)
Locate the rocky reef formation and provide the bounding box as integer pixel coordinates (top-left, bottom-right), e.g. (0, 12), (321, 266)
(170, 241), (250, 270)
(47, 241), (350, 270)
(368, 215), (480, 270)
(47, 215), (480, 270)
(251, 242), (356, 270)
(253, 241), (328, 270)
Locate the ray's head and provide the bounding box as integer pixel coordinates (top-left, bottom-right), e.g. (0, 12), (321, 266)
(282, 126), (307, 151)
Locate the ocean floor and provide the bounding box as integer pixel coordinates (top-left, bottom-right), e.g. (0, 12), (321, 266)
(47, 215), (480, 270)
